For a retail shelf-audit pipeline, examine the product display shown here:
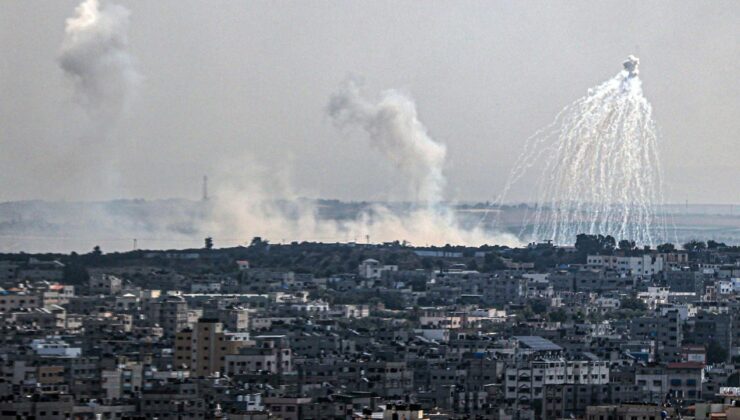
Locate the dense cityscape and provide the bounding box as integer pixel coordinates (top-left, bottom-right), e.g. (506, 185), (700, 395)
(1, 236), (740, 419)
(3, 0), (738, 418)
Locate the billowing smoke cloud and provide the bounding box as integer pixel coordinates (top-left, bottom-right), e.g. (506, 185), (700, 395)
(328, 81), (447, 205)
(5, 41), (522, 252)
(0, 154), (522, 252)
(58, 0), (138, 123)
(203, 156), (520, 248)
(188, 83), (522, 248)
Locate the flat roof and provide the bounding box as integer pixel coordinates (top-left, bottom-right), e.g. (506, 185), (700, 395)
(513, 336), (562, 351)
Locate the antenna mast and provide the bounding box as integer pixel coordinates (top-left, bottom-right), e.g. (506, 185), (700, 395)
(202, 175), (209, 201)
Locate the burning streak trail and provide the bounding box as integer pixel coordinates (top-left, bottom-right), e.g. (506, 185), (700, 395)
(498, 56), (671, 246)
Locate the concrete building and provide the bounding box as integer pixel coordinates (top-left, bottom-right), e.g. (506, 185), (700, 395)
(0, 393), (74, 419)
(0, 291), (40, 312)
(30, 337), (82, 358)
(358, 259), (398, 279)
(0, 260), (18, 282)
(88, 273), (122, 295)
(147, 294), (190, 337)
(225, 335), (292, 376)
(217, 306), (250, 332)
(175, 318), (251, 376)
(631, 309), (683, 362)
(586, 403), (673, 420)
(587, 254), (664, 276)
(665, 269), (705, 294)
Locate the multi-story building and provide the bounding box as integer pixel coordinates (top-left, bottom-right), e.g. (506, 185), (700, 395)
(147, 294), (189, 337)
(634, 362), (705, 403)
(88, 273), (122, 295)
(665, 269), (705, 294)
(505, 358), (610, 401)
(687, 310), (733, 363)
(490, 276), (529, 305)
(217, 306), (250, 332)
(0, 291), (40, 312)
(101, 362), (143, 399)
(657, 252), (690, 270)
(504, 337), (610, 418)
(586, 403), (674, 420)
(587, 254), (664, 276)
(0, 260), (19, 283)
(630, 309), (682, 362)
(666, 362), (705, 402)
(575, 269), (631, 292)
(358, 259), (398, 279)
(40, 284), (75, 307)
(139, 381), (207, 419)
(175, 318), (251, 377)
(0, 393), (74, 419)
(224, 335), (292, 376)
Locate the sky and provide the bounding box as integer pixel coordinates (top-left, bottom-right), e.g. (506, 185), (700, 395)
(1, 0), (738, 205)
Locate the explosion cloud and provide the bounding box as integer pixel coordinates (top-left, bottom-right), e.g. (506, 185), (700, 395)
(328, 81), (447, 206)
(58, 0), (138, 123)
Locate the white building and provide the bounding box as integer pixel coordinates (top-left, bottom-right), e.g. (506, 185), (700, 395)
(660, 304), (696, 321)
(732, 278), (740, 293)
(358, 259), (398, 279)
(505, 358), (610, 402)
(235, 393), (264, 412)
(290, 300), (330, 313)
(587, 255), (664, 276)
(595, 297), (621, 312)
(30, 337), (82, 358)
(419, 308), (462, 329)
(637, 287), (669, 310)
(332, 304), (370, 318)
(717, 280), (734, 295)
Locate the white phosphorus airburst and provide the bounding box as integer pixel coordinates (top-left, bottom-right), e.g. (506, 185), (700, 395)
(501, 56), (670, 246)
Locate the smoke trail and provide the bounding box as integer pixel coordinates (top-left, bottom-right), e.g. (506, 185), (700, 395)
(58, 0), (138, 124)
(328, 81), (447, 206)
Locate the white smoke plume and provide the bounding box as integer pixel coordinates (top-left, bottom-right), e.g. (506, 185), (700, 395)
(0, 155), (522, 252)
(204, 160), (519, 248)
(317, 81), (518, 246)
(58, 0), (138, 123)
(328, 81), (447, 206)
(197, 116), (520, 248)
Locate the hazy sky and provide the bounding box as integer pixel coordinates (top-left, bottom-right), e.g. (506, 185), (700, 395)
(1, 0), (738, 204)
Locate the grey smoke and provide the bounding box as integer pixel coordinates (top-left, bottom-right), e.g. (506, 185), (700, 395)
(623, 55), (640, 77)
(58, 0), (138, 123)
(328, 81), (447, 206)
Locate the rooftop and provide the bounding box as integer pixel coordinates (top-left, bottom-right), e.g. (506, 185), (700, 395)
(513, 336), (563, 352)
